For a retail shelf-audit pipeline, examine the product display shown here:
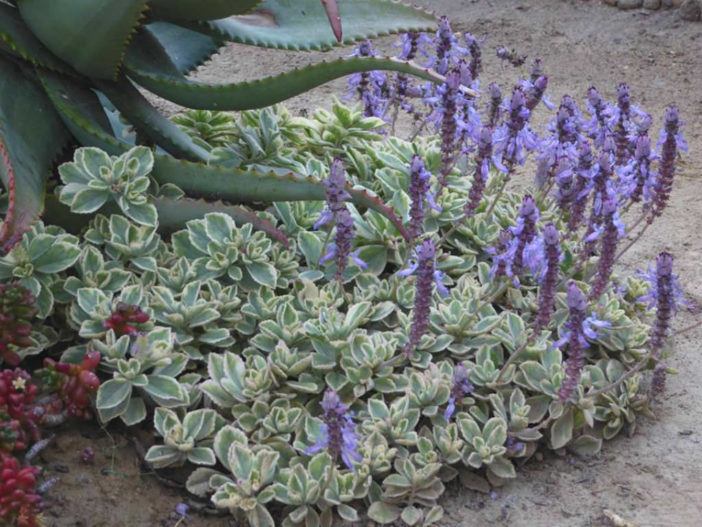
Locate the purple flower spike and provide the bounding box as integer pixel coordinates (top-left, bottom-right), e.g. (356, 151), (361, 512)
(524, 75), (549, 112)
(306, 389), (362, 471)
(585, 86), (616, 149)
(650, 106), (686, 222)
(444, 363), (474, 419)
(347, 40), (387, 119)
(433, 16), (456, 75)
(437, 69), (461, 187)
(408, 155), (441, 240)
(463, 32), (483, 81)
(558, 283), (588, 402)
(590, 198), (624, 300)
(511, 195), (540, 278)
(535, 223), (561, 331)
(486, 83), (503, 127)
(641, 252), (682, 354)
(401, 239), (446, 355)
(464, 126), (493, 218)
(315, 160), (365, 277)
(493, 86), (540, 168)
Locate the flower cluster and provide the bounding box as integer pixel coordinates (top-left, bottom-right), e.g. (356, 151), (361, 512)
(535, 223), (561, 331)
(305, 389), (361, 470)
(399, 239), (448, 354)
(408, 155), (441, 240)
(0, 282), (37, 366)
(347, 40), (388, 119)
(490, 195), (540, 285)
(444, 364), (474, 419)
(315, 159), (366, 278)
(0, 369), (41, 453)
(557, 284), (589, 402)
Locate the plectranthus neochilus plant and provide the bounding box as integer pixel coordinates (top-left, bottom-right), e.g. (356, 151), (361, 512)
(0, 11), (693, 527)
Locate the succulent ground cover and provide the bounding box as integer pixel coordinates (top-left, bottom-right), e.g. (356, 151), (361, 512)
(0, 4), (695, 527)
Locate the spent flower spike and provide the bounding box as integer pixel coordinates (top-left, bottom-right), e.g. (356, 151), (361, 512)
(408, 155), (441, 240)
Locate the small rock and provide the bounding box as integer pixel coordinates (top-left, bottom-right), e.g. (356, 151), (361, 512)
(618, 0), (643, 8)
(680, 0), (702, 19)
(605, 0), (618, 5)
(643, 0), (662, 8)
(661, 0), (675, 7)
(672, 0), (685, 6)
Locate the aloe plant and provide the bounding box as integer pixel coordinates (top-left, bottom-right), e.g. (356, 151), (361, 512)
(0, 0), (445, 252)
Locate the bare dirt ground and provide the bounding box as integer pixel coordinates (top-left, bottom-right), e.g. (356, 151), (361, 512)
(40, 1), (702, 526)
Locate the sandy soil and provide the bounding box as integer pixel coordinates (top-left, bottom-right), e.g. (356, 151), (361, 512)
(39, 1), (702, 526)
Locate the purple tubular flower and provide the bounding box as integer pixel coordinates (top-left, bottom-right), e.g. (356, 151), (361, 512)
(613, 83), (634, 165)
(408, 155), (441, 240)
(433, 16), (456, 75)
(650, 106), (686, 222)
(315, 160), (366, 277)
(510, 195), (540, 278)
(535, 223), (561, 331)
(400, 239), (447, 354)
(489, 229), (515, 279)
(585, 86), (616, 149)
(320, 208), (367, 278)
(583, 151), (614, 250)
(558, 283), (588, 402)
(444, 363), (474, 419)
(493, 87), (540, 168)
(524, 75), (549, 112)
(566, 141), (594, 233)
(305, 389), (362, 470)
(646, 252), (676, 354)
(589, 198), (624, 300)
(437, 69), (461, 187)
(347, 40), (387, 118)
(175, 503), (188, 519)
(464, 126), (493, 218)
(621, 134), (656, 204)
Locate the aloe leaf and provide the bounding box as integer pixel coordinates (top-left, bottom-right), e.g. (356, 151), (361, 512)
(149, 0), (262, 21)
(38, 70), (410, 239)
(0, 58), (71, 252)
(321, 0), (343, 42)
(36, 69), (130, 155)
(142, 23), (222, 75)
(0, 2), (74, 74)
(126, 55), (450, 111)
(155, 197), (289, 247)
(17, 0), (149, 79)
(153, 156), (409, 238)
(186, 0), (436, 51)
(94, 77), (210, 162)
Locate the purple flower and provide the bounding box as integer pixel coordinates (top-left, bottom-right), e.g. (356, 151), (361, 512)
(315, 160), (366, 277)
(306, 389), (362, 470)
(408, 155), (441, 239)
(590, 198), (625, 300)
(650, 106), (686, 221)
(585, 87), (617, 149)
(433, 69), (461, 187)
(523, 75), (552, 111)
(347, 40), (388, 119)
(400, 239), (447, 354)
(464, 126), (494, 218)
(175, 503), (188, 519)
(444, 363), (474, 419)
(535, 223), (561, 331)
(557, 283), (589, 402)
(489, 195), (540, 286)
(431, 16), (459, 75)
(319, 208), (367, 278)
(493, 87), (541, 168)
(618, 134), (657, 204)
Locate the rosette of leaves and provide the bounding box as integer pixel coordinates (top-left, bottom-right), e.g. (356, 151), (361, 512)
(84, 214), (161, 272)
(58, 146), (157, 226)
(95, 326), (189, 424)
(270, 452), (368, 527)
(63, 245), (133, 298)
(145, 408), (225, 468)
(0, 0), (443, 252)
(0, 222), (80, 317)
(68, 285), (148, 339)
(172, 213), (279, 290)
(187, 425), (280, 527)
(149, 281), (233, 359)
(199, 351), (274, 411)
